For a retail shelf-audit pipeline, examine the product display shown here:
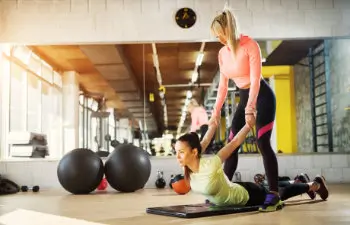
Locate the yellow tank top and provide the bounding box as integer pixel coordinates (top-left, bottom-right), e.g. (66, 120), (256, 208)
(189, 155), (249, 206)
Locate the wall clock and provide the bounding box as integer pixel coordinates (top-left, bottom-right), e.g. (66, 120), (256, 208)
(175, 8), (197, 29)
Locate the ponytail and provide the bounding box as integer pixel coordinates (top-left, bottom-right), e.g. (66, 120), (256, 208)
(184, 165), (191, 181)
(224, 9), (240, 60)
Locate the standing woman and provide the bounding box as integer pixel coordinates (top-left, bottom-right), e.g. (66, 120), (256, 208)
(201, 9), (281, 212)
(187, 99), (209, 139)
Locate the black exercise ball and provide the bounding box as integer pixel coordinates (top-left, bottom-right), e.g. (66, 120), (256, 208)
(57, 148), (104, 194)
(104, 144), (151, 192)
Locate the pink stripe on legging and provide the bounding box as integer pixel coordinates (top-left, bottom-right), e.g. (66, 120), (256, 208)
(257, 121), (274, 139)
(229, 130), (234, 141)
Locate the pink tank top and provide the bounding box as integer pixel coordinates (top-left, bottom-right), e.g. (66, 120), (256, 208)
(212, 34), (262, 118)
(190, 107), (209, 132)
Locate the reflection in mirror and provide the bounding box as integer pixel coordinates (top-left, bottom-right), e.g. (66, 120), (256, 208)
(130, 37), (350, 156)
(1, 37), (349, 160)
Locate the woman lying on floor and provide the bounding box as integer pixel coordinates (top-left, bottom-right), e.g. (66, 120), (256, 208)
(174, 122), (329, 211)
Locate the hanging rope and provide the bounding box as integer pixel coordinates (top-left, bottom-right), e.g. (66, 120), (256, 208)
(223, 0), (229, 10)
(143, 44), (146, 132)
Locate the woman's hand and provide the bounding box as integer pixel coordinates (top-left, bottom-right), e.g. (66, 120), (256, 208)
(245, 114), (255, 129)
(245, 108), (257, 129)
(208, 114), (220, 127)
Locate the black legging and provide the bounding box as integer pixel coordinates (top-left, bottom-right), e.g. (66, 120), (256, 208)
(225, 79), (279, 192)
(199, 125), (209, 142)
(236, 181), (310, 206)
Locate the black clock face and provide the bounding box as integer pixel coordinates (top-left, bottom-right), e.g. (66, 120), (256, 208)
(175, 8), (196, 29)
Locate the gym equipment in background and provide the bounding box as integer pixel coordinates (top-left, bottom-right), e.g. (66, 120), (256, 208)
(155, 171), (166, 189)
(104, 144), (151, 192)
(254, 174), (266, 185)
(57, 148), (104, 194)
(169, 175), (174, 189)
(171, 174), (191, 195)
(241, 127), (259, 154)
(209, 140), (224, 154)
(83, 91), (113, 158)
(110, 139), (120, 148)
(92, 109), (111, 158)
(233, 172), (242, 182)
(0, 177), (20, 195)
(21, 185), (40, 192)
(7, 132), (48, 158)
(146, 203), (259, 218)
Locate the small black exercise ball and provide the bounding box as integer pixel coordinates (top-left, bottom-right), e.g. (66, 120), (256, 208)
(105, 144), (151, 192)
(57, 148), (104, 194)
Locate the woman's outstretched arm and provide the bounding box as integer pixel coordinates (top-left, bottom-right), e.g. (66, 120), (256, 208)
(217, 124), (252, 162)
(200, 124), (217, 154)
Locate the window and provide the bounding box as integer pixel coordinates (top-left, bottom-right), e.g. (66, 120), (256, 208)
(3, 45), (65, 159)
(9, 62), (27, 132)
(79, 104), (84, 148)
(50, 87), (63, 158)
(78, 96), (105, 150)
(87, 110), (92, 149)
(91, 111), (97, 151)
(109, 112), (116, 142)
(12, 45), (31, 64)
(54, 71), (62, 88)
(27, 73), (41, 132)
(41, 82), (52, 136)
(28, 53), (42, 76)
(41, 61), (53, 83)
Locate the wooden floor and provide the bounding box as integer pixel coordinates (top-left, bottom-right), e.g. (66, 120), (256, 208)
(0, 184), (350, 225)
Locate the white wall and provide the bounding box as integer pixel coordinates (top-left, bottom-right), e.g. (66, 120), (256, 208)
(0, 154), (349, 191)
(0, 0), (350, 44)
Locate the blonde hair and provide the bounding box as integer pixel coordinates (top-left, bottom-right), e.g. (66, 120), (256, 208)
(189, 99), (199, 107)
(211, 9), (240, 60)
(187, 98), (199, 112)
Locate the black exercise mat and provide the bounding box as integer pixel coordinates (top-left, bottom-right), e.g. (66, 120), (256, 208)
(146, 203), (260, 218)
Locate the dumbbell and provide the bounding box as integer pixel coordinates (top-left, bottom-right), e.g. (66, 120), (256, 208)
(21, 185), (40, 192)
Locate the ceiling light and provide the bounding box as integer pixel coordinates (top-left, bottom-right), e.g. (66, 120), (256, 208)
(191, 71), (198, 83)
(195, 53), (204, 66)
(184, 98), (190, 106)
(186, 90), (192, 99)
(152, 54), (159, 67)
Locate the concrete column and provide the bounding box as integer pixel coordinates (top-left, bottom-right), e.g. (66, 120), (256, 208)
(62, 71), (79, 154)
(270, 72), (297, 154)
